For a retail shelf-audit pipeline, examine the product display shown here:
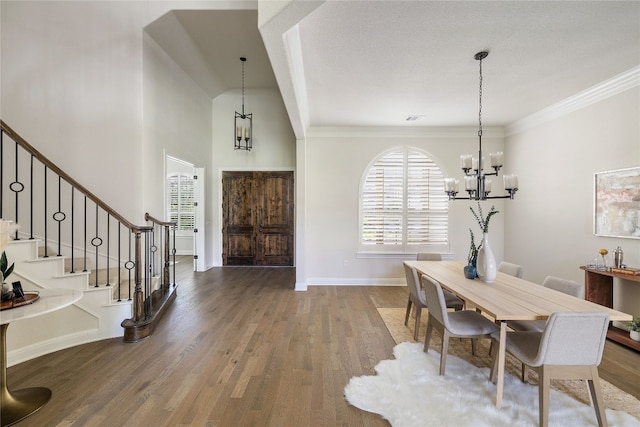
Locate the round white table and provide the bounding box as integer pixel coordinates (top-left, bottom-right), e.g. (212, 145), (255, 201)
(1, 288), (82, 426)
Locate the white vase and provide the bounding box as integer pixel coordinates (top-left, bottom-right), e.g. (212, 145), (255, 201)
(477, 232), (496, 283)
(631, 330), (640, 342)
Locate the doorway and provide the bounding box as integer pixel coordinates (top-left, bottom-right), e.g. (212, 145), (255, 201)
(222, 171), (294, 266)
(165, 155), (206, 271)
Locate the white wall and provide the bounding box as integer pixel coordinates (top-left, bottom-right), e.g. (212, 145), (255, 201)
(302, 127), (507, 285)
(1, 1), (149, 220)
(144, 33), (213, 260)
(1, 0), (222, 222)
(210, 88), (296, 267)
(505, 87), (640, 324)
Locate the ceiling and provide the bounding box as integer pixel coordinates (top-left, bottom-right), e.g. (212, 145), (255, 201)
(146, 1), (640, 136)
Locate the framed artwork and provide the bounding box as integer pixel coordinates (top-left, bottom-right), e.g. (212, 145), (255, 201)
(594, 167), (640, 239)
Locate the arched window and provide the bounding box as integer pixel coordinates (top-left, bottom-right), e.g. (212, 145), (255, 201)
(359, 147), (448, 253)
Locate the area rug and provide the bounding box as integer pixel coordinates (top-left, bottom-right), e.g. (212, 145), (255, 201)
(343, 307), (640, 426)
(345, 342), (640, 427)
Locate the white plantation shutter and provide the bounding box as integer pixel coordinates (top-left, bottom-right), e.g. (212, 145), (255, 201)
(167, 173), (195, 232)
(362, 150), (404, 244)
(361, 147), (448, 251)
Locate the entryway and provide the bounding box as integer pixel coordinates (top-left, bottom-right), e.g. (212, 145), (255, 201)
(222, 171), (294, 266)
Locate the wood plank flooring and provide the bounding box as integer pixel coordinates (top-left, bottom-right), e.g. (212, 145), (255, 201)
(5, 258), (639, 426)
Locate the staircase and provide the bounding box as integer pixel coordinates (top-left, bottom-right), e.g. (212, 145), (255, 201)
(1, 120), (178, 367)
(4, 239), (132, 366)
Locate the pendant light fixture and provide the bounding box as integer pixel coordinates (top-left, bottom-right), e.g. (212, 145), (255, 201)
(234, 57), (253, 151)
(444, 51), (518, 200)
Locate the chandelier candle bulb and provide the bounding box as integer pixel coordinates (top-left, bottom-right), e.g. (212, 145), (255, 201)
(490, 152), (503, 167)
(503, 174), (518, 190)
(485, 179), (492, 193)
(461, 155), (473, 169)
(472, 158), (479, 171)
(444, 178), (459, 193)
(465, 176), (477, 191)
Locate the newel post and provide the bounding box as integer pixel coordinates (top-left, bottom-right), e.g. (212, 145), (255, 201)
(132, 230), (144, 322)
(163, 224), (170, 293)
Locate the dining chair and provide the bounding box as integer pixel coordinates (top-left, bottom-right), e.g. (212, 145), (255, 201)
(421, 274), (498, 375)
(497, 261), (524, 278)
(416, 253), (442, 261)
(490, 312), (610, 427)
(403, 263), (463, 340)
(509, 276), (584, 333)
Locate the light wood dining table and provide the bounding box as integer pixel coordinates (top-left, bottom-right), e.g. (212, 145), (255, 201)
(404, 260), (633, 409)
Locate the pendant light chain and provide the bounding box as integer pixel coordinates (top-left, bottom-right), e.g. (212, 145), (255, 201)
(241, 58), (246, 116)
(478, 56), (483, 138)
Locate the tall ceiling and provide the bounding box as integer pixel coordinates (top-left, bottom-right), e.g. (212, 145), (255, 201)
(146, 1), (640, 136)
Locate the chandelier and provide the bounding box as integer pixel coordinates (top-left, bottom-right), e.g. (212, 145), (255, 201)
(444, 51), (518, 200)
(234, 57), (253, 151)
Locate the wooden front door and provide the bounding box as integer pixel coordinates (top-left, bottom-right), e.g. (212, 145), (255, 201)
(222, 171), (294, 266)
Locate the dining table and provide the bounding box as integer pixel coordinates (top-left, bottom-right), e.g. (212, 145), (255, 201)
(404, 260), (633, 409)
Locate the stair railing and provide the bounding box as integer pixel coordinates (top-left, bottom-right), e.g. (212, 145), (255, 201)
(144, 213), (176, 292)
(0, 120), (176, 341)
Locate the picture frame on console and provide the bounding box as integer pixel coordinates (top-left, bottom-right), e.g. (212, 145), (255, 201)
(593, 166), (640, 239)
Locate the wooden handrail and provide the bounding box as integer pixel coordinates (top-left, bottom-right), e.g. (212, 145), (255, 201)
(144, 213), (176, 227)
(0, 119), (151, 233)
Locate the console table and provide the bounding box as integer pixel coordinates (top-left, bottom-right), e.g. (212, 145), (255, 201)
(1, 288), (82, 426)
(580, 266), (640, 351)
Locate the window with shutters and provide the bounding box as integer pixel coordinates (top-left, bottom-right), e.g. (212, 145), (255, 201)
(359, 147), (449, 253)
(167, 173), (195, 232)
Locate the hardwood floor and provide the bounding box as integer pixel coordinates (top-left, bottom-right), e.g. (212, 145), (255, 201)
(5, 258), (639, 426)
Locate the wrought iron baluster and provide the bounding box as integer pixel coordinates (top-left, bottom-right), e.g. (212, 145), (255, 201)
(171, 223), (176, 287)
(12, 141), (19, 237)
(127, 231), (133, 301)
(117, 222), (122, 302)
(10, 140), (25, 241)
(70, 187), (75, 273)
(145, 231), (151, 318)
(92, 204), (102, 287)
(29, 155), (34, 239)
(162, 222), (170, 292)
(106, 213), (111, 287)
(83, 196), (87, 272)
(54, 175), (65, 256)
(43, 166), (49, 257)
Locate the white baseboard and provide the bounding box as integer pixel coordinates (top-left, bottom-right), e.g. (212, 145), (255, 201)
(307, 278), (405, 286)
(7, 328), (106, 367)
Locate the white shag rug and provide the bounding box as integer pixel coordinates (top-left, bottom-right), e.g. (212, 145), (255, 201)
(344, 342), (640, 427)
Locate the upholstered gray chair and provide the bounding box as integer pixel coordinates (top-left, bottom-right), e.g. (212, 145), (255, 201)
(490, 312), (610, 427)
(497, 261), (524, 278)
(416, 253), (442, 261)
(422, 274), (498, 375)
(509, 276), (584, 332)
(403, 263), (464, 340)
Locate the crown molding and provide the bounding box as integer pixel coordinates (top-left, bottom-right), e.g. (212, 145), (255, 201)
(506, 66), (640, 136)
(306, 126), (504, 139)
